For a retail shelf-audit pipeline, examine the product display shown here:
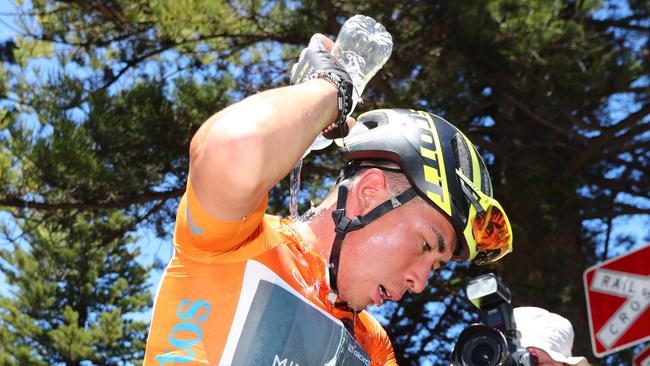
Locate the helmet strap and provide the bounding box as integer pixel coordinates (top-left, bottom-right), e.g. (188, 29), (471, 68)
(328, 178), (418, 305)
(459, 179), (485, 214)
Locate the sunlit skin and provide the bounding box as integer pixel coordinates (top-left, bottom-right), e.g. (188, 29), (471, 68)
(297, 168), (458, 311)
(337, 199), (458, 310)
(528, 347), (569, 366)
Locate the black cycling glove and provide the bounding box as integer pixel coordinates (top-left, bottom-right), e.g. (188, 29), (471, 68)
(290, 35), (353, 139)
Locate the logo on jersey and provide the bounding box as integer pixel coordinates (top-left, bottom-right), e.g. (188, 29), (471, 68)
(186, 204), (204, 235)
(154, 299), (211, 365)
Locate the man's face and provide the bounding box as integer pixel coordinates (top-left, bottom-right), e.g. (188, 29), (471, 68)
(336, 199), (457, 310)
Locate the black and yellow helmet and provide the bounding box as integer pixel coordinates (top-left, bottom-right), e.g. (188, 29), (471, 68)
(336, 109), (513, 265)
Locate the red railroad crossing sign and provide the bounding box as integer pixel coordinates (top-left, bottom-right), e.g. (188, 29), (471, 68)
(583, 244), (650, 358)
(635, 344), (650, 366)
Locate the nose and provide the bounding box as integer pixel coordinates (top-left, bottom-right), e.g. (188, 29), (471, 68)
(404, 266), (431, 294)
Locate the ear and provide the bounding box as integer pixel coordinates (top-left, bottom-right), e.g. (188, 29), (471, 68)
(348, 168), (391, 215)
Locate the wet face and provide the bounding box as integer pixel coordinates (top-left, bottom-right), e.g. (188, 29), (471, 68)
(335, 199), (458, 310)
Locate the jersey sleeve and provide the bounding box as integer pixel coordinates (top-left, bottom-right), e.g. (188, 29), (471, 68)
(355, 311), (397, 365)
(369, 323), (398, 366)
(173, 179), (268, 261)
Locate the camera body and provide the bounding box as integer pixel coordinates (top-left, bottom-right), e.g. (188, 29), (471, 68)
(451, 274), (536, 366)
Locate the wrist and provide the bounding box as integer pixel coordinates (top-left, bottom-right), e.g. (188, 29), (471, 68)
(307, 78), (339, 126)
(306, 70), (353, 139)
(307, 76), (337, 91)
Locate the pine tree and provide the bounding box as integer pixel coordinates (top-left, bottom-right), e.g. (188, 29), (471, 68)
(0, 210), (150, 365)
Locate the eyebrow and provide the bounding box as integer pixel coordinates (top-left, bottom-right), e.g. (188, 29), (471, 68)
(430, 227), (451, 267)
(434, 228), (445, 254)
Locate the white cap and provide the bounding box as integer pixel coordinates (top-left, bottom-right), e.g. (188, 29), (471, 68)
(513, 307), (589, 366)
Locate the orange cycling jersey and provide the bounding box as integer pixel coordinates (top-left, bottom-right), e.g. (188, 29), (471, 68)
(143, 182), (397, 365)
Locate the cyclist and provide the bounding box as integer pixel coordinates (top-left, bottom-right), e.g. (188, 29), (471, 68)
(144, 34), (513, 365)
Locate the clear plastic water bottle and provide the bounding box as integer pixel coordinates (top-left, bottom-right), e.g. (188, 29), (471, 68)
(292, 15), (392, 218)
(332, 15), (393, 114)
(303, 15), (393, 157)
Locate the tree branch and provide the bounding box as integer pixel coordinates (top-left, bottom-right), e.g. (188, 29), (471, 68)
(588, 17), (650, 33)
(0, 189), (184, 211)
(581, 203), (650, 220)
(498, 91), (584, 140)
(587, 175), (648, 197)
(563, 102), (650, 176)
(605, 121), (650, 152)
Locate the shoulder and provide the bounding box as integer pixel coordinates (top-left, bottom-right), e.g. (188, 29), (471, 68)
(357, 311), (389, 340)
(355, 311), (397, 364)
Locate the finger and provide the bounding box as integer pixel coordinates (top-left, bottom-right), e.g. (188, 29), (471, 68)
(309, 33), (335, 52)
(314, 33), (335, 52)
(345, 116), (356, 131)
(308, 34), (326, 51)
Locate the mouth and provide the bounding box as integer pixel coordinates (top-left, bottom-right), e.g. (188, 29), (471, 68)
(375, 284), (391, 306)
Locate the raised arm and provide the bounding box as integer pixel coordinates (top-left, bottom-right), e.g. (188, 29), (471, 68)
(189, 34), (353, 221)
(189, 79), (339, 221)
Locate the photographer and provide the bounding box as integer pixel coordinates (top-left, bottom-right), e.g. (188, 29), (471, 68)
(514, 307), (589, 366)
(451, 274), (590, 366)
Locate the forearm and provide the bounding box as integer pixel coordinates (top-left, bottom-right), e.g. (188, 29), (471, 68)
(189, 78), (338, 220)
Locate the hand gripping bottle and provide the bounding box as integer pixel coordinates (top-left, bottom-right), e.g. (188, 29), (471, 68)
(305, 15), (393, 154)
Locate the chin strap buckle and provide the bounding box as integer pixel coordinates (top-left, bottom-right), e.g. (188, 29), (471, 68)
(332, 208), (350, 235)
(332, 208), (365, 236)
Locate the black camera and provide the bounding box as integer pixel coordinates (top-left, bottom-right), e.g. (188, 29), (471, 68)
(451, 273), (536, 366)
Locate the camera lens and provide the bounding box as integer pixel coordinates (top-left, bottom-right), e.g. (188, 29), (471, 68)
(463, 334), (502, 366)
(451, 324), (509, 366)
(472, 343), (494, 363)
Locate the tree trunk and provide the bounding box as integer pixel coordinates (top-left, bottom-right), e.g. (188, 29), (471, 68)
(501, 181), (596, 362)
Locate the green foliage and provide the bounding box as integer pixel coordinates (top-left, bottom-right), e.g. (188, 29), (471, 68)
(1, 0), (648, 365)
(11, 37), (53, 68)
(0, 210), (150, 365)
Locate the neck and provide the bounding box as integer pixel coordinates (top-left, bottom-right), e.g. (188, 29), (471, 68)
(294, 200), (336, 262)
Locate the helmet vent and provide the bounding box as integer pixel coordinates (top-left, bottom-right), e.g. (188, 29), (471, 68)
(363, 120), (379, 129)
(478, 156), (493, 196)
(358, 110), (390, 130)
(452, 134), (472, 180)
